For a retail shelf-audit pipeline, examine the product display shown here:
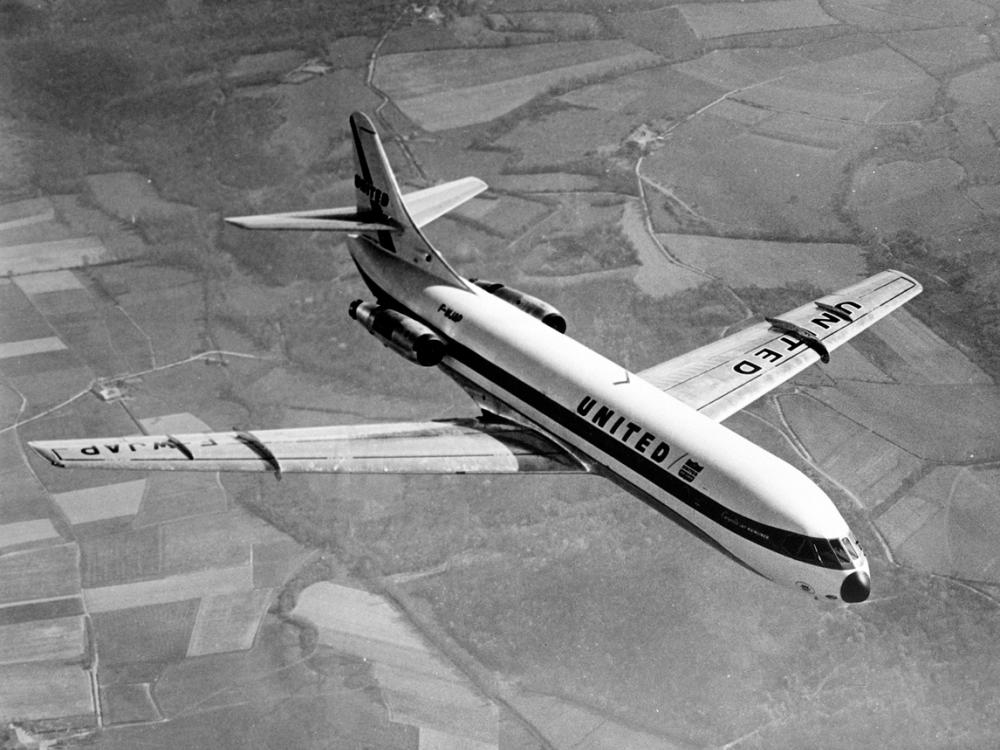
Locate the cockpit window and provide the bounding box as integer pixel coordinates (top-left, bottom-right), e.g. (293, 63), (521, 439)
(842, 537), (859, 560)
(830, 539), (853, 566)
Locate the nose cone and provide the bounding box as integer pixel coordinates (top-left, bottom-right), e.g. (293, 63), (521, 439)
(840, 571), (871, 603)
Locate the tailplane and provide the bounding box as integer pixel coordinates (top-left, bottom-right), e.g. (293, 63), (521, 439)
(226, 112), (485, 287)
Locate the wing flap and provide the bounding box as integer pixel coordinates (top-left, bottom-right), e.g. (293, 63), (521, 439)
(29, 419), (589, 475)
(638, 270), (922, 421)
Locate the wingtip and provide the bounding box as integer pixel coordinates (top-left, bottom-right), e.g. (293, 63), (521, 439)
(27, 441), (65, 468)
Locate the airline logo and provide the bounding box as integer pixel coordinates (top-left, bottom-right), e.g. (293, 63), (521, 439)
(576, 395), (671, 463)
(355, 174), (390, 209)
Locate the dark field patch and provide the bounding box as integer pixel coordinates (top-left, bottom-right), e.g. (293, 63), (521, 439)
(91, 599), (199, 667)
(101, 682), (161, 725)
(0, 596), (83, 625)
(79, 526), (160, 587)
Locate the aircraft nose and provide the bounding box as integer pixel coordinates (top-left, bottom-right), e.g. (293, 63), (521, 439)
(840, 570), (871, 603)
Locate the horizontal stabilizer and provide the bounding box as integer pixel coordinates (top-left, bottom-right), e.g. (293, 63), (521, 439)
(225, 177), (487, 233)
(225, 207), (400, 233)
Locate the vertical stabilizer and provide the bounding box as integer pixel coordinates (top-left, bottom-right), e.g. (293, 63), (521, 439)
(349, 112), (469, 288)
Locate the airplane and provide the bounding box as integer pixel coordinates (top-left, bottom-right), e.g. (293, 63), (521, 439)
(28, 112), (923, 604)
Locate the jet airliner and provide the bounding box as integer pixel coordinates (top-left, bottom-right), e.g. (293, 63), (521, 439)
(29, 112), (923, 603)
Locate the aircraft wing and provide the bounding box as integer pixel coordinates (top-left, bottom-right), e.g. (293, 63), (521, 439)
(636, 270), (922, 421)
(225, 177), (487, 232)
(28, 419), (589, 476)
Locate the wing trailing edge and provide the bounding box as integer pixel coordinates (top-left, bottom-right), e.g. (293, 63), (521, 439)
(28, 419), (591, 475)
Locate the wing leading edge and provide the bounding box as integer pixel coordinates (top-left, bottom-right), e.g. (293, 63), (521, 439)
(637, 270), (922, 421)
(28, 419), (590, 476)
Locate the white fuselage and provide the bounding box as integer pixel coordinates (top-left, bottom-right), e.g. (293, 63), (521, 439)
(351, 238), (871, 602)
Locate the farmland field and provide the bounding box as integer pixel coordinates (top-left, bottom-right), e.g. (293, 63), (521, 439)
(374, 40), (663, 130)
(0, 543), (80, 605)
(0, 615), (86, 665)
(0, 662), (94, 721)
(677, 0), (837, 39)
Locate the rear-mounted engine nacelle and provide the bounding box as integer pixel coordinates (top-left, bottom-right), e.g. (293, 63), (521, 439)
(471, 279), (567, 333)
(349, 300), (446, 366)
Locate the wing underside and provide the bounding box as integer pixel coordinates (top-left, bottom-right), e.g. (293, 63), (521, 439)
(29, 419), (590, 476)
(637, 270), (923, 421)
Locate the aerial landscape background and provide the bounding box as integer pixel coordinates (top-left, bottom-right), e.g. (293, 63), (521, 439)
(2, 0), (1000, 747)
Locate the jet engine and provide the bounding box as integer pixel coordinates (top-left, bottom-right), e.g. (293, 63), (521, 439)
(471, 279), (567, 333)
(349, 300), (447, 366)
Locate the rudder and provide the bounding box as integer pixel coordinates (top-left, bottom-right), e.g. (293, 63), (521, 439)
(349, 112), (468, 287)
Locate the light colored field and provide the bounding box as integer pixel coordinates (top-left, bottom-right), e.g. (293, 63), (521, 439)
(866, 309), (992, 385)
(0, 197), (54, 230)
(294, 582), (498, 747)
(186, 588), (273, 657)
(0, 518), (59, 549)
(86, 172), (198, 224)
(624, 202), (706, 297)
(675, 47), (805, 89)
(139, 412), (212, 433)
(161, 509), (283, 574)
(0, 237), (109, 275)
(822, 0), (987, 31)
(495, 107), (635, 168)
(642, 120), (847, 237)
(753, 111), (863, 148)
(0, 336), (66, 359)
(946, 467), (1000, 581)
(948, 62), (1000, 106)
(375, 40), (662, 131)
(0, 662), (94, 720)
(134, 472), (228, 528)
(84, 563), (253, 613)
(0, 615), (86, 665)
(677, 0), (838, 39)
(887, 27), (993, 75)
(509, 691), (688, 750)
(490, 173), (602, 193)
(13, 269), (84, 294)
(558, 66), (722, 119)
(52, 479), (146, 525)
(811, 383), (1000, 463)
(848, 158), (980, 237)
(778, 393), (922, 508)
(0, 543), (80, 606)
(660, 234), (863, 289)
(877, 493), (942, 552)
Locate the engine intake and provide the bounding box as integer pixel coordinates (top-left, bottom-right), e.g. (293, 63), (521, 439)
(471, 279), (567, 333)
(349, 300), (446, 366)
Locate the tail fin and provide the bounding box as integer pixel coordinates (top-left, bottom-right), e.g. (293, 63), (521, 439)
(226, 112), (482, 288)
(347, 112), (467, 286)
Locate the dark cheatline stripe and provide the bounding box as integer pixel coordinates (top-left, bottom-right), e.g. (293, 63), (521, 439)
(356, 268), (848, 570)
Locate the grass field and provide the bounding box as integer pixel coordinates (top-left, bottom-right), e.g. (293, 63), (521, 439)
(91, 599), (200, 667)
(0, 662), (93, 720)
(661, 234), (863, 289)
(85, 564), (253, 613)
(778, 392), (923, 508)
(79, 525), (160, 588)
(0, 543), (80, 606)
(677, 0), (838, 39)
(0, 615), (86, 665)
(186, 588), (273, 657)
(375, 40), (662, 131)
(52, 479), (146, 526)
